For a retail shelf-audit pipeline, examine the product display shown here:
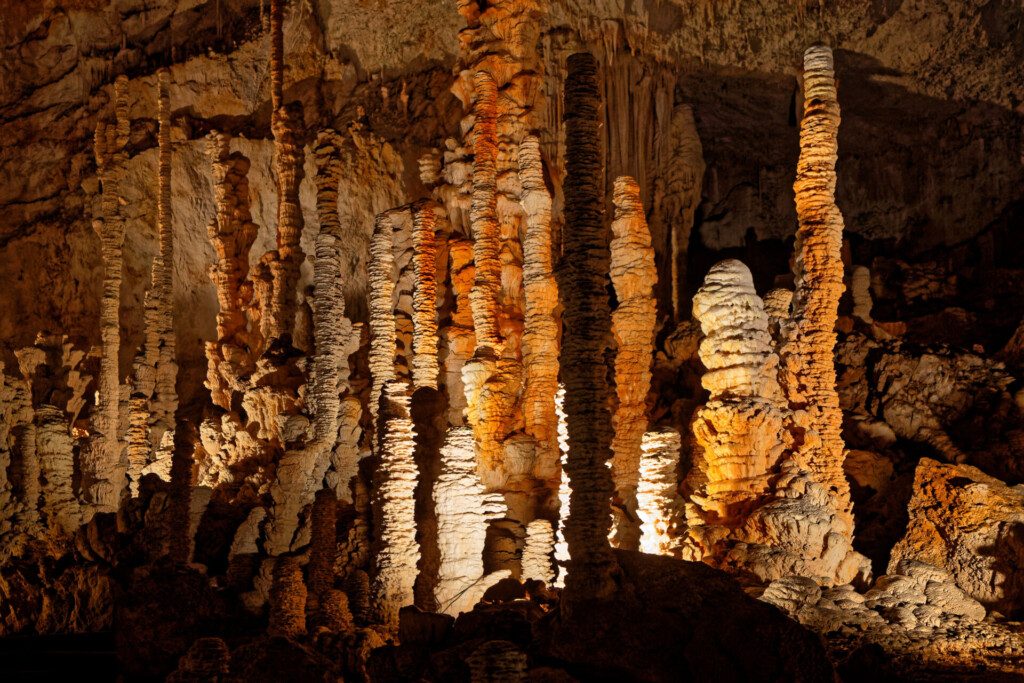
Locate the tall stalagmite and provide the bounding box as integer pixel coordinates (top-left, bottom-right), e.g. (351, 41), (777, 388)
(608, 176), (658, 550)
(263, 131), (351, 555)
(85, 74), (130, 514)
(369, 213), (398, 426)
(370, 381), (419, 628)
(518, 135), (560, 487)
(264, 0), (306, 342)
(411, 201), (440, 389)
(433, 427), (508, 615)
(779, 46), (855, 537)
(559, 52), (618, 600)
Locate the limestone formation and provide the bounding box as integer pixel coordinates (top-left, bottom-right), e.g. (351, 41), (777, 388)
(636, 429), (684, 557)
(85, 74), (130, 514)
(778, 46), (854, 533)
(609, 176), (658, 550)
(522, 519), (556, 585)
(433, 427), (509, 615)
(763, 288), (792, 345)
(268, 555), (307, 638)
(850, 265), (874, 323)
(306, 488), (338, 627)
(369, 212), (399, 426)
(35, 406), (80, 534)
(663, 105), (705, 319)
(370, 381), (419, 627)
(559, 52), (618, 600)
(466, 640), (528, 682)
(411, 201), (440, 389)
(889, 458), (1024, 615)
(518, 136), (560, 484)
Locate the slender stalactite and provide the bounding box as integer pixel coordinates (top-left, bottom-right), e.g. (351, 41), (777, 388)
(559, 52), (618, 601)
(779, 46), (854, 534)
(522, 519), (556, 585)
(369, 212), (398, 427)
(264, 132), (351, 555)
(411, 201), (440, 389)
(665, 105), (705, 319)
(370, 380), (420, 628)
(265, 0), (306, 342)
(86, 74), (130, 514)
(608, 176), (658, 550)
(518, 135), (560, 487)
(467, 71), (502, 352)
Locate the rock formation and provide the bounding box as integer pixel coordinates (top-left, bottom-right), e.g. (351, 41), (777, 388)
(662, 105), (705, 319)
(84, 74), (130, 514)
(268, 555), (307, 638)
(635, 429), (684, 557)
(411, 200), (440, 389)
(369, 211), (399, 426)
(609, 176), (658, 550)
(433, 427), (509, 615)
(558, 52), (618, 600)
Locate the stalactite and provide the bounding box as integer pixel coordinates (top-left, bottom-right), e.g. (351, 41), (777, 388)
(264, 133), (351, 555)
(522, 519), (556, 585)
(664, 105), (705, 319)
(608, 176), (658, 551)
(370, 381), (419, 628)
(268, 555), (307, 638)
(518, 135), (560, 489)
(205, 130), (259, 409)
(85, 74), (130, 514)
(434, 427), (508, 615)
(369, 212), (398, 427)
(467, 70), (502, 352)
(778, 45), (855, 536)
(636, 429), (684, 557)
(35, 405), (80, 534)
(559, 52), (618, 600)
(411, 201), (440, 389)
(264, 0), (306, 342)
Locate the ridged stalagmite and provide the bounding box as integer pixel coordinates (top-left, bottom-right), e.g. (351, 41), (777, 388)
(636, 429), (684, 557)
(411, 201), (440, 389)
(522, 519), (556, 585)
(85, 73), (130, 513)
(518, 135), (560, 482)
(609, 176), (658, 550)
(559, 52), (618, 600)
(268, 555), (307, 638)
(779, 46), (855, 536)
(433, 427), (509, 615)
(370, 381), (419, 628)
(369, 212), (398, 426)
(36, 405), (80, 533)
(263, 133), (351, 555)
(664, 105), (705, 319)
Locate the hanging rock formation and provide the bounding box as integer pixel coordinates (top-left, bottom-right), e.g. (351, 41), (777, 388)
(662, 105), (705, 319)
(433, 427), (509, 615)
(609, 175), (658, 550)
(84, 74), (130, 514)
(559, 52), (618, 600)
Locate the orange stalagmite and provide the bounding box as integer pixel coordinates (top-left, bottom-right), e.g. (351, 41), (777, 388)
(609, 176), (658, 550)
(85, 74), (130, 514)
(411, 200), (440, 389)
(559, 52), (618, 601)
(779, 45), (855, 534)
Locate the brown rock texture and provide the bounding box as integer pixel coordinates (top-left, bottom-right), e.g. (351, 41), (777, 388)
(778, 46), (854, 533)
(411, 200), (440, 389)
(662, 105), (705, 319)
(558, 52), (618, 600)
(889, 458), (1024, 615)
(268, 555), (307, 638)
(84, 73), (130, 514)
(608, 176), (658, 550)
(369, 211), (399, 426)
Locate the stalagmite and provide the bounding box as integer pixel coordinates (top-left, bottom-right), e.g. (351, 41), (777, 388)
(411, 201), (440, 389)
(636, 429), (684, 557)
(205, 131), (259, 409)
(559, 52), (618, 600)
(370, 381), (419, 628)
(468, 71), (502, 352)
(664, 105), (705, 319)
(850, 265), (873, 323)
(518, 135), (560, 484)
(553, 384), (570, 586)
(306, 488), (338, 626)
(263, 132), (351, 555)
(522, 519), (556, 585)
(85, 74), (130, 513)
(434, 427), (509, 615)
(608, 176), (658, 550)
(35, 405), (80, 533)
(128, 69), (178, 494)
(779, 45), (856, 538)
(369, 212), (398, 426)
(263, 0), (306, 342)
(268, 555), (307, 638)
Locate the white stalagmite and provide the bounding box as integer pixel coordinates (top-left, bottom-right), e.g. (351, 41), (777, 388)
(636, 429), (684, 557)
(369, 212), (398, 426)
(434, 427), (509, 615)
(411, 201), (440, 389)
(370, 381), (419, 628)
(609, 176), (658, 550)
(522, 519), (556, 585)
(553, 384), (570, 586)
